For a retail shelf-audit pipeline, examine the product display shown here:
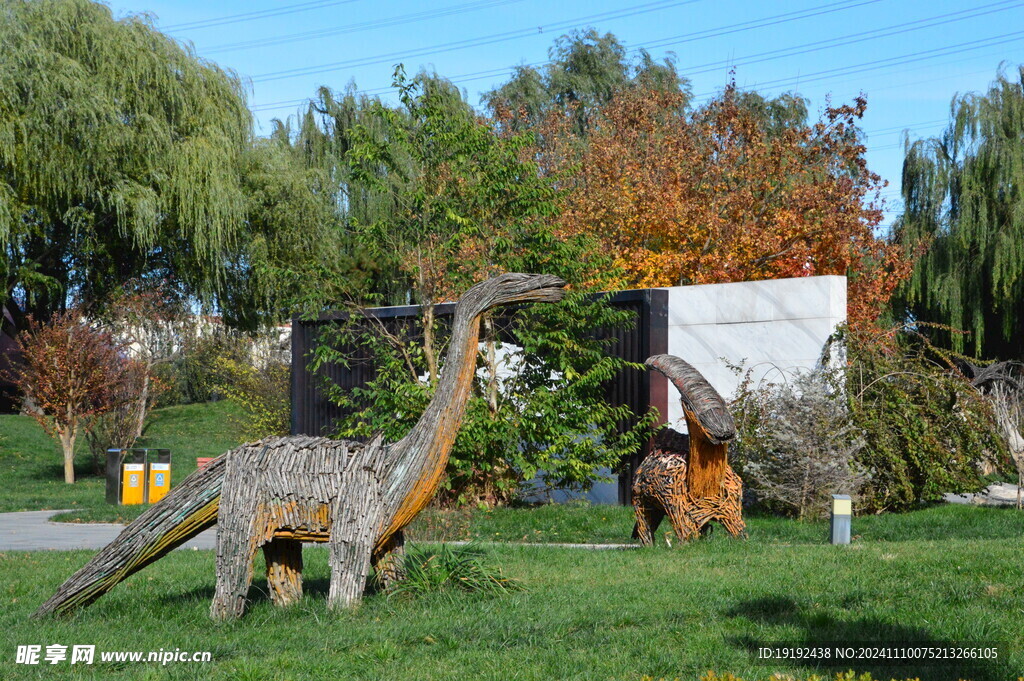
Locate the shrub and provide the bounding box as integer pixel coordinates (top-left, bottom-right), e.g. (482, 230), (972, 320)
(84, 359), (157, 474)
(157, 329), (248, 405)
(844, 327), (1011, 512)
(312, 290), (653, 506)
(733, 369), (870, 519)
(212, 354), (290, 441)
(732, 327), (1012, 515)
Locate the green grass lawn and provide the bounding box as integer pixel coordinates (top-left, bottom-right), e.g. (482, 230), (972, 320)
(2, 404), (1023, 679)
(0, 402), (244, 521)
(2, 527), (1021, 680)
(408, 500), (1024, 548)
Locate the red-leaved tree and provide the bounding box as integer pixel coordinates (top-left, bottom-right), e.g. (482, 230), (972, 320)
(6, 312), (140, 483)
(542, 85), (913, 329)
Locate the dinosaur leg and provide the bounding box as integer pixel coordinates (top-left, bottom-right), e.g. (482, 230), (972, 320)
(632, 501), (664, 546)
(328, 524), (377, 610)
(210, 511), (260, 620)
(719, 496), (747, 538)
(371, 530), (405, 591)
(720, 469), (747, 538)
(665, 500), (699, 543)
(263, 538), (304, 607)
(327, 460), (385, 610)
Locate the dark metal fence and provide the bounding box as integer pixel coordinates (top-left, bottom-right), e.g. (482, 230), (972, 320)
(290, 289), (668, 503)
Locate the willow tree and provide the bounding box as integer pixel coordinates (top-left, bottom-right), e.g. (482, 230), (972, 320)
(897, 66), (1024, 359)
(0, 0), (250, 323)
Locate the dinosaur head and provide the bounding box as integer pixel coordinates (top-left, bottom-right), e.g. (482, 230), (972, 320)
(458, 273), (567, 317)
(646, 354), (736, 445)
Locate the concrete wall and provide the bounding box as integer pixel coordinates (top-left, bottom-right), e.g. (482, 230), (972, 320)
(662, 275), (846, 430)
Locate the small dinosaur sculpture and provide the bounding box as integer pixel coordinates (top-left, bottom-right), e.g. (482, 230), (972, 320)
(632, 354), (745, 544)
(34, 273), (566, 619)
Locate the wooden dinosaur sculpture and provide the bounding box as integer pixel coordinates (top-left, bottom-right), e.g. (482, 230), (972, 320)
(632, 354), (745, 544)
(34, 273), (566, 619)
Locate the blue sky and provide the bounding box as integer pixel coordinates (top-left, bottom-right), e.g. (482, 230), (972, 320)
(108, 0), (1024, 229)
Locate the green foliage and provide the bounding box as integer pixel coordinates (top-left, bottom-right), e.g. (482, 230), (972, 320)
(313, 286), (651, 504)
(0, 0), (367, 328)
(380, 543), (522, 598)
(188, 328), (291, 442)
(842, 328), (1011, 512)
(304, 68), (650, 504)
(226, 134), (376, 328)
(896, 65), (1024, 359)
(0, 0), (250, 320)
(155, 331), (238, 406)
(483, 29), (689, 133)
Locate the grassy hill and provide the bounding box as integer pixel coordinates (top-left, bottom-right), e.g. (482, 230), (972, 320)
(0, 401), (244, 521)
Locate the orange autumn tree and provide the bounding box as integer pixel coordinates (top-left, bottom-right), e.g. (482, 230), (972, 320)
(545, 84), (911, 329)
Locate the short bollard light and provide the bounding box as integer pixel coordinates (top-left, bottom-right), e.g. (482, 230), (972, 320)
(830, 494), (852, 545)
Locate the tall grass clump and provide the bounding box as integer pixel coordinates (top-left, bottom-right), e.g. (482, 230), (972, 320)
(382, 543), (522, 599)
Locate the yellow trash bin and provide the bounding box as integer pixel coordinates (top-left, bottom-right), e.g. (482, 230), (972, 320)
(147, 462), (171, 504)
(121, 463), (145, 505)
(106, 449), (172, 505)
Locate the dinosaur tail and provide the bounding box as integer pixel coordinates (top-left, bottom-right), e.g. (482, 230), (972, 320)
(33, 455), (226, 618)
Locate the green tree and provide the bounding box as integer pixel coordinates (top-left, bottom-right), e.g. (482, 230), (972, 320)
(0, 0), (251, 323)
(223, 133), (377, 329)
(896, 65), (1024, 359)
(307, 69), (650, 503)
(483, 30), (688, 133)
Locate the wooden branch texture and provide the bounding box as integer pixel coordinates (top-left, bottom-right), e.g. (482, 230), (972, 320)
(634, 355), (745, 545)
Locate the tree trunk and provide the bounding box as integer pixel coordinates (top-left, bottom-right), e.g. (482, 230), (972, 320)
(134, 369), (150, 441)
(59, 426), (77, 484)
(483, 316), (499, 415)
(423, 302), (438, 385)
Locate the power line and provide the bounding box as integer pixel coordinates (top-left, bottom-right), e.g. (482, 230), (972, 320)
(249, 0), (883, 107)
(681, 0), (1023, 77)
(253, 0), (700, 83)
(689, 29), (1024, 102)
(632, 0), (882, 53)
(201, 0), (527, 55)
(863, 119), (948, 137)
(160, 0), (364, 33)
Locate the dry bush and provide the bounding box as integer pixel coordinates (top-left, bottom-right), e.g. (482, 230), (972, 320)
(733, 369), (870, 519)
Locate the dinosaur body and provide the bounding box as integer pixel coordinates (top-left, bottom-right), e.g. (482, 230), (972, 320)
(632, 355), (746, 544)
(34, 273), (565, 619)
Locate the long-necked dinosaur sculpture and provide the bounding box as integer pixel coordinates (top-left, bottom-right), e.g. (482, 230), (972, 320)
(632, 354), (745, 544)
(34, 273), (566, 619)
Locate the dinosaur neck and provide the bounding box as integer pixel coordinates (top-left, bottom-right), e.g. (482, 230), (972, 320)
(383, 305), (483, 531)
(409, 306), (482, 464)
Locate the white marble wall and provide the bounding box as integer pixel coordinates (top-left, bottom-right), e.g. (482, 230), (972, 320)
(662, 275), (846, 431)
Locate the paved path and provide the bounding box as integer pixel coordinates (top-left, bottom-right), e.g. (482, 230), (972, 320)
(0, 510), (217, 552)
(943, 482), (1022, 507)
(5, 483), (1022, 552)
(0, 510), (634, 552)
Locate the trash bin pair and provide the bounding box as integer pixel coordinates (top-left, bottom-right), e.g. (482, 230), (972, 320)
(105, 449), (171, 506)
